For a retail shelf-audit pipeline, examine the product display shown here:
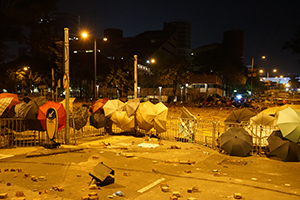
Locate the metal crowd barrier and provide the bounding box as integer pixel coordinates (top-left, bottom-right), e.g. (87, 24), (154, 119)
(0, 117), (278, 153)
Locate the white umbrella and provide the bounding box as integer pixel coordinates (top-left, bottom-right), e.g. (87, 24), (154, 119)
(103, 99), (125, 118)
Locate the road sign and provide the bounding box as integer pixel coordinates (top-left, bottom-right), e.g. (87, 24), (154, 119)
(63, 74), (68, 89)
(46, 108), (58, 140)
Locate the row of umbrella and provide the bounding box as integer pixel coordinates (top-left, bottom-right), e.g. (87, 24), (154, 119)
(89, 98), (168, 133)
(221, 106), (300, 162)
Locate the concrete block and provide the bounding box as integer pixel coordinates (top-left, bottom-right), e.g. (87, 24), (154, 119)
(89, 184), (98, 190)
(126, 153), (134, 157)
(38, 176), (47, 181)
(89, 196), (99, 200)
(31, 176), (38, 181)
(169, 196), (178, 200)
(81, 196), (89, 200)
(187, 197), (197, 200)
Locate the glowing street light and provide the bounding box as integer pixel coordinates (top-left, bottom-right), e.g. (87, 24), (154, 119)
(82, 32), (97, 99)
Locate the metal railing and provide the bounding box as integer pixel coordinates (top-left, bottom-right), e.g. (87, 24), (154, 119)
(0, 116), (278, 153)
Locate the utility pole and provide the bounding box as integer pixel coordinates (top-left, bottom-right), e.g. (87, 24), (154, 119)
(64, 27), (70, 144)
(134, 55), (138, 99)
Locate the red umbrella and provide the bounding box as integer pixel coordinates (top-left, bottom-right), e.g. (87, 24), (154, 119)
(90, 98), (109, 114)
(0, 93), (20, 111)
(37, 101), (66, 132)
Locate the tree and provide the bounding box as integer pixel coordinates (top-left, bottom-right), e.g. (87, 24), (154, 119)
(159, 56), (191, 97)
(282, 27), (300, 64)
(105, 57), (133, 97)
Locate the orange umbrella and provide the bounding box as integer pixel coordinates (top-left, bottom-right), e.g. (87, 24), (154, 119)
(90, 98), (109, 114)
(0, 93), (20, 111)
(37, 101), (66, 132)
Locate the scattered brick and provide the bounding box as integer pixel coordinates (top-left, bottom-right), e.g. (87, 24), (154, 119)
(234, 193), (242, 199)
(38, 176), (47, 181)
(126, 153), (134, 158)
(184, 170), (192, 173)
(89, 184), (98, 190)
(214, 172), (221, 177)
(160, 182), (169, 188)
(187, 197), (197, 200)
(17, 197), (26, 200)
(81, 196), (89, 200)
(187, 188), (193, 193)
(192, 187), (200, 193)
(172, 191), (181, 197)
(170, 196), (178, 200)
(13, 174), (18, 178)
(31, 176), (38, 181)
(152, 169), (159, 173)
(4, 169), (9, 172)
(161, 186), (170, 192)
(6, 182), (11, 186)
(123, 172), (130, 176)
(15, 191), (25, 197)
(10, 168), (16, 172)
(0, 193), (8, 199)
(38, 190), (48, 195)
(88, 192), (98, 197)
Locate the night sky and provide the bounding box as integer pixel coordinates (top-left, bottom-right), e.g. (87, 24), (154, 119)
(57, 0), (300, 75)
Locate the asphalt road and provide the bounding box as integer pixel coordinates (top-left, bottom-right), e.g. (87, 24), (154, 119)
(0, 135), (299, 200)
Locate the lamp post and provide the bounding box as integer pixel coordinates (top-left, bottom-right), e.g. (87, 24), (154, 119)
(259, 69), (277, 93)
(23, 66), (32, 93)
(250, 55), (266, 98)
(82, 32), (97, 99)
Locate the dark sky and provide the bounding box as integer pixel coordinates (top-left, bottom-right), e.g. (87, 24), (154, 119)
(57, 0), (300, 75)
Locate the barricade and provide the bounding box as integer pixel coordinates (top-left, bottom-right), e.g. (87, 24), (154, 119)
(0, 117), (278, 153)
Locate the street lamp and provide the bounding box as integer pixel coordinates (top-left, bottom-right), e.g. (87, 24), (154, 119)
(259, 69), (277, 92)
(23, 66), (32, 93)
(82, 32), (97, 99)
(250, 55), (266, 97)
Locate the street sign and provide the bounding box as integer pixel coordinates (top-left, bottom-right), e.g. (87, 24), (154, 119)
(63, 74), (68, 89)
(46, 108), (58, 140)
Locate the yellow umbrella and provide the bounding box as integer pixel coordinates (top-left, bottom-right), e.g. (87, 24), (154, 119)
(154, 102), (168, 133)
(103, 99), (125, 118)
(124, 98), (140, 117)
(136, 101), (155, 131)
(111, 111), (135, 132)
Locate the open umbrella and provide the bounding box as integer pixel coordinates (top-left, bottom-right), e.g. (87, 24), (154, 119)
(23, 96), (47, 131)
(0, 97), (13, 116)
(37, 101), (66, 133)
(220, 127), (253, 157)
(111, 111), (135, 132)
(261, 106), (280, 116)
(276, 107), (300, 143)
(136, 101), (156, 131)
(124, 98), (140, 117)
(250, 112), (275, 126)
(70, 105), (89, 130)
(153, 102), (168, 133)
(267, 130), (300, 162)
(90, 98), (109, 114)
(224, 108), (255, 123)
(90, 112), (110, 129)
(103, 99), (125, 118)
(0, 93), (20, 111)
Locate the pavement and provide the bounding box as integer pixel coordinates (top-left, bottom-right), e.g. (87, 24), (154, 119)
(0, 135), (299, 200)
